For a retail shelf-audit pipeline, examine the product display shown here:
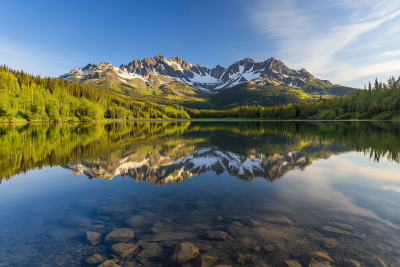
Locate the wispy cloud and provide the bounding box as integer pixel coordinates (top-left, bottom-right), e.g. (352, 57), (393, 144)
(251, 0), (400, 86)
(382, 50), (400, 56)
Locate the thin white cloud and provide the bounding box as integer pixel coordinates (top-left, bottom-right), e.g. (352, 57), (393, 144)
(382, 185), (400, 193)
(251, 0), (400, 86)
(382, 50), (400, 56)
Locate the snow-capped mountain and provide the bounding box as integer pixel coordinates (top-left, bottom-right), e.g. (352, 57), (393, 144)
(62, 147), (310, 185)
(62, 54), (329, 93)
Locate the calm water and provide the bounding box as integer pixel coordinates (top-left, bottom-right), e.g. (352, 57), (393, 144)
(1, 121), (400, 267)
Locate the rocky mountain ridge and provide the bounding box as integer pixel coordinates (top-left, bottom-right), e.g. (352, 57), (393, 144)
(62, 147), (310, 186)
(62, 54), (329, 93)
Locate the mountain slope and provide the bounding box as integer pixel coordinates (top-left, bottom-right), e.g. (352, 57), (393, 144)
(62, 54), (358, 109)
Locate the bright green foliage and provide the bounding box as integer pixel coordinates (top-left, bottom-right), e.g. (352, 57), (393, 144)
(0, 66), (190, 121)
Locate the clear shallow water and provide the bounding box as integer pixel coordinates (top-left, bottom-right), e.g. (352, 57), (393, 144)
(0, 121), (400, 267)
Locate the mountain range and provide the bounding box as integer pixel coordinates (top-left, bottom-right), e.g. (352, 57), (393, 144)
(62, 55), (358, 109)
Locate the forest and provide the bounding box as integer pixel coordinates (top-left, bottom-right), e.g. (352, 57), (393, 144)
(0, 64), (399, 121)
(186, 76), (400, 120)
(0, 65), (190, 122)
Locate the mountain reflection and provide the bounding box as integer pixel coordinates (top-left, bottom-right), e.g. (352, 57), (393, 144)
(1, 121), (400, 185)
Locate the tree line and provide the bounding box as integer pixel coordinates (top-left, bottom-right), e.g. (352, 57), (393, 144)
(185, 75), (400, 120)
(0, 65), (190, 122)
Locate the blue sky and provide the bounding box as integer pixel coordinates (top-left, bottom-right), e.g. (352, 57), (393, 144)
(1, 0), (400, 88)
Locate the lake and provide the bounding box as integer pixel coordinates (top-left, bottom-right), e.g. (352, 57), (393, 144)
(0, 121), (399, 267)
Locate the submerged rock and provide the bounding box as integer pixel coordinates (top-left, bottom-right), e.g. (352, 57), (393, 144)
(86, 254), (104, 265)
(316, 237), (339, 249)
(193, 254), (218, 267)
(125, 215), (147, 228)
(98, 260), (121, 267)
(321, 225), (351, 238)
(85, 231), (102, 245)
(205, 231), (228, 240)
(137, 243), (163, 264)
(225, 225), (245, 237)
(111, 243), (138, 258)
(264, 216), (293, 226)
(262, 245), (275, 252)
(152, 232), (196, 242)
(166, 242), (200, 266)
(236, 254), (256, 265)
(309, 251), (333, 262)
(104, 228), (134, 243)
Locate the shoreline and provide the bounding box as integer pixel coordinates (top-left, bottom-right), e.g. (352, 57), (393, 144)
(1, 118), (400, 123)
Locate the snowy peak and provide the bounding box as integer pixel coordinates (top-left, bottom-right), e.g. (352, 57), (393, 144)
(62, 146), (311, 186)
(62, 54), (329, 93)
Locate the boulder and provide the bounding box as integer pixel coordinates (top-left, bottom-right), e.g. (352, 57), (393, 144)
(236, 254), (256, 265)
(152, 232), (196, 242)
(262, 245), (275, 252)
(264, 216), (293, 226)
(253, 246), (261, 252)
(85, 231), (102, 245)
(321, 225), (351, 238)
(125, 215), (147, 228)
(225, 225), (245, 237)
(137, 243), (163, 264)
(166, 242), (200, 266)
(280, 260), (302, 267)
(205, 231), (228, 240)
(309, 251), (333, 262)
(86, 254), (104, 265)
(104, 228), (134, 243)
(331, 222), (353, 231)
(316, 237), (339, 249)
(193, 254), (218, 267)
(98, 260), (121, 267)
(111, 243), (138, 258)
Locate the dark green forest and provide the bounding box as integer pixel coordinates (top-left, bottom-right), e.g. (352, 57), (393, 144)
(186, 76), (400, 120)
